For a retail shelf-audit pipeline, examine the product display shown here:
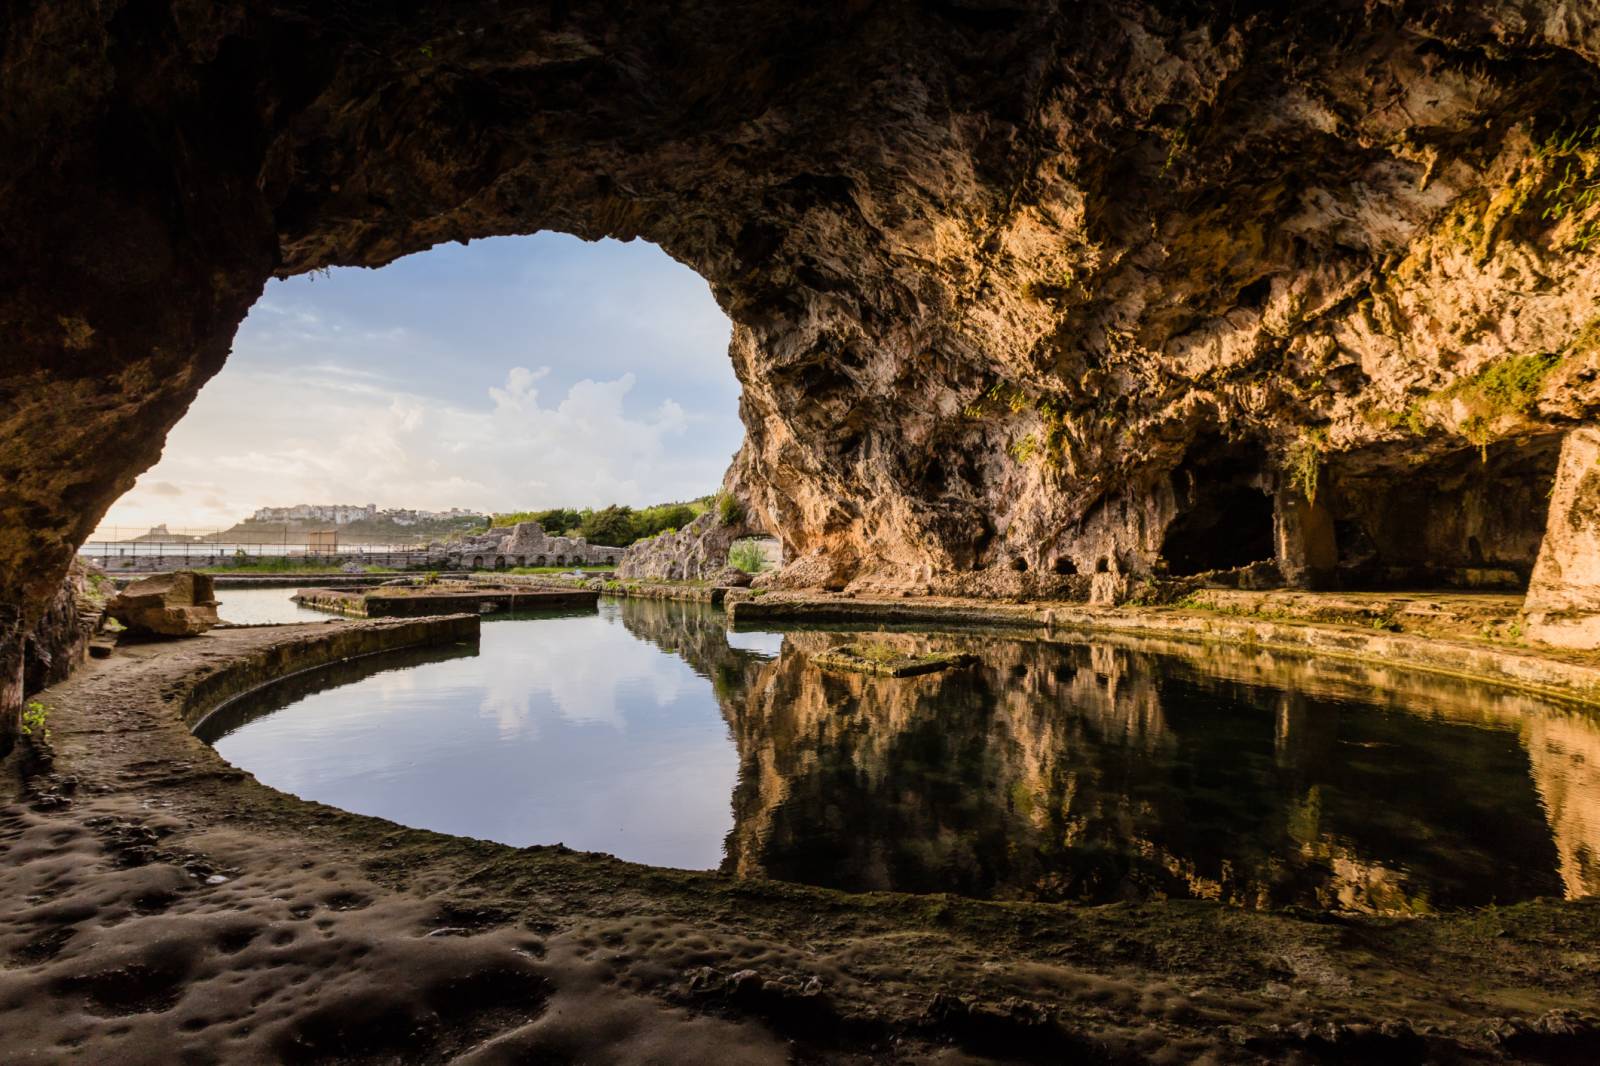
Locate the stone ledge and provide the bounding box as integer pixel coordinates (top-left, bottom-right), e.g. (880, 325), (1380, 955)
(730, 592), (1600, 706)
(178, 613), (481, 730)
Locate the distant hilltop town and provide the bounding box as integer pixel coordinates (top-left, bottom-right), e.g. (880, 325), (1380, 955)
(111, 504), (489, 545)
(248, 504), (484, 527)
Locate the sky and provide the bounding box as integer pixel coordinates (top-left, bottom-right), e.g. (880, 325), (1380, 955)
(92, 234), (741, 538)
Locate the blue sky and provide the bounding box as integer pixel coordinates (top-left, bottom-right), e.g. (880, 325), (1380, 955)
(94, 235), (740, 536)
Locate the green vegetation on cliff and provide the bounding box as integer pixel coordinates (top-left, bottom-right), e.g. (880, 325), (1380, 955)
(490, 497), (712, 547)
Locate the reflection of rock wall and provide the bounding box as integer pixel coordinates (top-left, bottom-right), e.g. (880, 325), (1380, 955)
(709, 626), (1590, 911)
(714, 632), (1233, 902)
(1503, 712), (1600, 900)
(620, 600), (1600, 909)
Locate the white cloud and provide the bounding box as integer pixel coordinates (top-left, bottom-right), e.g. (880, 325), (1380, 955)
(91, 234), (742, 539)
(93, 362), (729, 537)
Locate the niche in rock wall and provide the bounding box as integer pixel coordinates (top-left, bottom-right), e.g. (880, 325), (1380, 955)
(1159, 436), (1276, 577)
(1323, 435), (1561, 590)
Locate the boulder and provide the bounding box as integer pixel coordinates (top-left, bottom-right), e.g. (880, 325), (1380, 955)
(107, 571), (220, 637)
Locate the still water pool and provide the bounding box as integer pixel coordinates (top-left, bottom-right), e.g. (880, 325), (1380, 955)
(214, 586), (332, 625)
(196, 599), (1600, 913)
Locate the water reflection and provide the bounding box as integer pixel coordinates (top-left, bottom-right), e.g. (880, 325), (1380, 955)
(620, 603), (1599, 912)
(199, 598), (1600, 913)
(205, 606), (742, 869)
(213, 586), (333, 625)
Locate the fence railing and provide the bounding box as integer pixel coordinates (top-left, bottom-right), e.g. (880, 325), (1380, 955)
(79, 541), (427, 559)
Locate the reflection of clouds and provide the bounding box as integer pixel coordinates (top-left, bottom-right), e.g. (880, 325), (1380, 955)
(724, 630), (785, 658)
(475, 617), (688, 739)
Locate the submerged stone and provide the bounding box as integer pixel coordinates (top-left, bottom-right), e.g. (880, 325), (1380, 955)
(811, 641), (977, 677)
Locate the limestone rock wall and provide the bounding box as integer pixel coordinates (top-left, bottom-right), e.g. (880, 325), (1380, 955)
(23, 561), (101, 694)
(3, 562), (100, 753)
(6, 2), (1600, 640)
(1526, 430), (1600, 647)
(617, 512), (746, 583)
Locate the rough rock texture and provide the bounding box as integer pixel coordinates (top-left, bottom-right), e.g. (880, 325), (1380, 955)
(618, 512), (751, 582)
(451, 522), (620, 567)
(22, 561), (101, 696)
(708, 566), (754, 589)
(1, 563), (102, 754)
(107, 572), (219, 637)
(6, 0), (1600, 648)
(11, 615), (1600, 1064)
(1527, 428), (1600, 647)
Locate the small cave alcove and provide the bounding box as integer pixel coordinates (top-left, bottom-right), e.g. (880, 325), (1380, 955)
(1320, 435), (1562, 591)
(1159, 436), (1276, 577)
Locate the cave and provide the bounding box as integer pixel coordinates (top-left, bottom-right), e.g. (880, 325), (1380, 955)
(9, 5), (1600, 1059)
(2, 0), (1597, 653)
(1321, 436), (1563, 591)
(1162, 485), (1276, 577)
(1159, 437), (1276, 578)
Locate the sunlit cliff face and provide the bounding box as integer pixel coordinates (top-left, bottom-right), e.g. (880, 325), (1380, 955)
(9, 2), (1600, 634)
(617, 601), (1600, 912)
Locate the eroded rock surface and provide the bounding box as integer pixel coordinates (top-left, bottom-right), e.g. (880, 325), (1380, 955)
(107, 572), (219, 637)
(451, 521), (622, 568)
(1527, 428), (1600, 646)
(619, 512), (750, 583)
(5, 1), (1600, 636)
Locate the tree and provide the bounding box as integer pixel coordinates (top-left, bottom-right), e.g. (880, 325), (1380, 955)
(579, 505), (636, 546)
(634, 503), (696, 540)
(533, 507), (581, 534)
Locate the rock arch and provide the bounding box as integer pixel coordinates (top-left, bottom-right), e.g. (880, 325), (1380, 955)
(8, 2), (1600, 724)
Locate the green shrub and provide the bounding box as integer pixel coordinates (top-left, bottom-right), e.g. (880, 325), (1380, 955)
(1287, 429), (1327, 504)
(578, 505), (636, 546)
(728, 540), (768, 574)
(717, 492), (743, 526)
(492, 508), (581, 533)
(20, 700), (49, 739)
(489, 498), (710, 546)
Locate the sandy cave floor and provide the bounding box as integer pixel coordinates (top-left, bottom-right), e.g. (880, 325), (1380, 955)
(1, 614), (1599, 1064)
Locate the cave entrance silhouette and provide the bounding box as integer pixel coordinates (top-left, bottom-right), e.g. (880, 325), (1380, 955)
(85, 233), (740, 550)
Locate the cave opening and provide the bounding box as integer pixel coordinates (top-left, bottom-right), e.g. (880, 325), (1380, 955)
(83, 234), (738, 552)
(1319, 435), (1562, 591)
(1159, 435), (1276, 577)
